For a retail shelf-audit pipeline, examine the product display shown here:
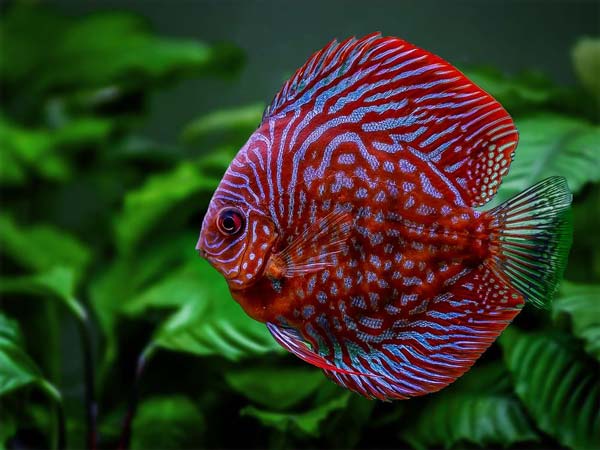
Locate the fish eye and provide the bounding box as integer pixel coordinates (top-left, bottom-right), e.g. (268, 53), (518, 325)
(216, 207), (245, 236)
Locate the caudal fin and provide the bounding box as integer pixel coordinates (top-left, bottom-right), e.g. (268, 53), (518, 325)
(487, 176), (573, 308)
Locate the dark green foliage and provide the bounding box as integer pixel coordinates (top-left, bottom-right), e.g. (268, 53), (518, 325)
(500, 329), (600, 449)
(491, 114), (600, 203)
(225, 365), (324, 410)
(553, 281), (600, 359)
(0, 3), (598, 450)
(402, 364), (540, 449)
(131, 396), (206, 449)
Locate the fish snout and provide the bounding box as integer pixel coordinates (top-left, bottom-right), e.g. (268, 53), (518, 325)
(195, 235), (207, 259)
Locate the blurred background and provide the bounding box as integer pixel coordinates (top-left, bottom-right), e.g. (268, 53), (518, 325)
(0, 1), (598, 449)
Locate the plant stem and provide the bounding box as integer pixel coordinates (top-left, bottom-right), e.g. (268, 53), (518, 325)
(117, 347), (152, 450)
(76, 308), (98, 450)
(56, 401), (66, 450)
(41, 380), (65, 450)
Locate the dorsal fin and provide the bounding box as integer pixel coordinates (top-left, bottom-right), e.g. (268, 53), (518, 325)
(261, 34), (519, 207)
(263, 33), (382, 120)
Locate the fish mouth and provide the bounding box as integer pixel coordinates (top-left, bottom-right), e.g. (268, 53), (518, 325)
(196, 228), (280, 292)
(227, 242), (276, 292)
(199, 240), (279, 293)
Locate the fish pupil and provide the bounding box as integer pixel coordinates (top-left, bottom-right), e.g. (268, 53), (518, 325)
(223, 216), (236, 230)
(217, 208), (244, 235)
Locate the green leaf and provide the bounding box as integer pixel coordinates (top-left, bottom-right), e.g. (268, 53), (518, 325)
(0, 117), (69, 186)
(0, 214), (91, 279)
(181, 103), (264, 145)
(566, 186), (600, 283)
(122, 259), (225, 315)
(572, 37), (600, 100)
(493, 113), (600, 203)
(0, 266), (85, 320)
(405, 395), (538, 450)
(145, 260), (283, 361)
(402, 363), (539, 450)
(0, 312), (60, 402)
(0, 5), (70, 86)
(96, 235), (279, 365)
(0, 5), (243, 96)
(241, 392), (350, 438)
(553, 281), (600, 360)
(114, 161), (221, 254)
(464, 66), (555, 114)
(89, 232), (198, 379)
(130, 396), (205, 450)
(0, 314), (23, 346)
(500, 329), (600, 450)
(0, 115), (115, 186)
(225, 364), (325, 410)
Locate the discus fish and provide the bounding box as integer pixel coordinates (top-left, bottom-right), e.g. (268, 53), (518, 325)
(196, 34), (572, 400)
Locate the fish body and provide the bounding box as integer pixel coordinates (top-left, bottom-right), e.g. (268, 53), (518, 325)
(197, 34), (572, 400)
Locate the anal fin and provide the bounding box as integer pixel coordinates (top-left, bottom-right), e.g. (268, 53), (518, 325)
(322, 265), (523, 400)
(266, 322), (373, 377)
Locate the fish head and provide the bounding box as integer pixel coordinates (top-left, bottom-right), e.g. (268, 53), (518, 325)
(197, 193), (278, 291)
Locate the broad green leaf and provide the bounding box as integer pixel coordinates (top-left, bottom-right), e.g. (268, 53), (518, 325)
(38, 16), (212, 92)
(181, 103), (264, 145)
(553, 281), (600, 359)
(573, 38), (600, 100)
(0, 266), (85, 321)
(0, 312), (60, 402)
(566, 186), (600, 282)
(89, 232), (198, 379)
(0, 314), (23, 346)
(146, 260), (283, 361)
(464, 66), (555, 114)
(493, 113), (600, 203)
(0, 340), (45, 395)
(0, 117), (69, 185)
(194, 146), (238, 178)
(131, 396), (205, 450)
(0, 5), (70, 86)
(225, 364), (325, 410)
(0, 214), (91, 279)
(0, 114), (113, 186)
(114, 161), (221, 254)
(241, 392), (350, 437)
(122, 259), (225, 315)
(402, 363), (539, 449)
(500, 329), (600, 450)
(0, 5), (243, 96)
(404, 395), (538, 450)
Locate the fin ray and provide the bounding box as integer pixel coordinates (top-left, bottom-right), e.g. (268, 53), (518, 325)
(273, 210), (353, 276)
(486, 176), (573, 308)
(266, 322), (373, 377)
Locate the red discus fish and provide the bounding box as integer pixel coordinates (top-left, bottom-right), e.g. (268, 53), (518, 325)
(196, 34), (572, 400)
